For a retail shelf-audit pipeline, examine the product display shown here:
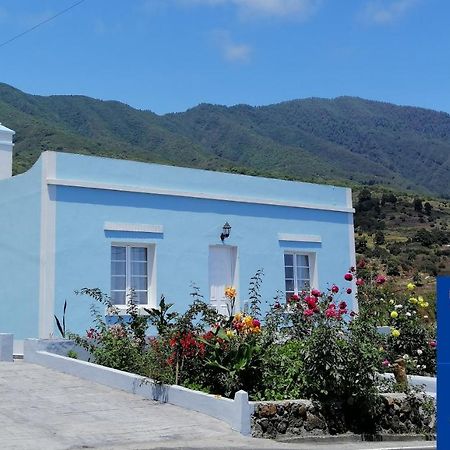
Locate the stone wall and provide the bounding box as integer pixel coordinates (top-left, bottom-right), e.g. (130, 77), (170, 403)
(251, 393), (435, 439)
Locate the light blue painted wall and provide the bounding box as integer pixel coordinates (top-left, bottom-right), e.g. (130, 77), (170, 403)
(0, 161), (42, 338)
(52, 153), (355, 336)
(54, 153), (349, 209)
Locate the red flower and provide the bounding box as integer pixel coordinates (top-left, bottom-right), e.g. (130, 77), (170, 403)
(252, 319), (261, 328)
(304, 309), (314, 316)
(339, 301), (347, 310)
(311, 288), (321, 297)
(357, 259), (366, 269)
(346, 288), (352, 294)
(356, 278), (365, 286)
(331, 285), (339, 293)
(305, 295), (318, 309)
(429, 340), (437, 348)
(325, 307), (338, 318)
(290, 294), (300, 302)
(344, 273), (353, 281)
(375, 275), (386, 284)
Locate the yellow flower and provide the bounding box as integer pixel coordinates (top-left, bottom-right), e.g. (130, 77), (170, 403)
(225, 286), (237, 299)
(423, 302), (429, 308)
(390, 311), (398, 319)
(226, 330), (234, 337)
(243, 316), (253, 326)
(392, 329), (400, 338)
(406, 282), (416, 291)
(234, 312), (242, 321)
(409, 297), (417, 304)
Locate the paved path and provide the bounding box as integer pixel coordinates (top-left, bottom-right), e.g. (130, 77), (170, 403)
(0, 361), (436, 450)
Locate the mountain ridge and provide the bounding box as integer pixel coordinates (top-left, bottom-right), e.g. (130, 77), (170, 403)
(0, 83), (449, 198)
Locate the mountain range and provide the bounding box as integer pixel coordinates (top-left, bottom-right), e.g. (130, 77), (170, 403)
(0, 83), (449, 198)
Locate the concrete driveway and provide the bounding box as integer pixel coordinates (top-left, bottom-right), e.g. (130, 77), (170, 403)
(0, 361), (436, 450)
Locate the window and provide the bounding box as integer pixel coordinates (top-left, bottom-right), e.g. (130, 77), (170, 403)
(111, 245), (150, 305)
(284, 253), (313, 301)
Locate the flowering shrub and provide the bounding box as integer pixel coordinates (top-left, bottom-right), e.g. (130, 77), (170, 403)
(355, 261), (436, 377)
(67, 263), (435, 434)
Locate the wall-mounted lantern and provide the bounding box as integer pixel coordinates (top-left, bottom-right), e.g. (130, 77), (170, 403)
(220, 222), (231, 242)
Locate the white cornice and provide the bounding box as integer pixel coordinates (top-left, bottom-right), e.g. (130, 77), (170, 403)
(46, 177), (355, 214)
(278, 233), (322, 243)
(104, 222), (163, 233)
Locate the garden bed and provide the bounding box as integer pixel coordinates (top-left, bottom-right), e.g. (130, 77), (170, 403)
(24, 338), (436, 440)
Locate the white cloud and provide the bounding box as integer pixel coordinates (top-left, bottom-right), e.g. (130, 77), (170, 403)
(176, 0), (322, 21)
(360, 0), (419, 25)
(212, 30), (252, 62)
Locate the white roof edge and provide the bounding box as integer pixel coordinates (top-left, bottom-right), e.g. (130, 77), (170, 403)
(0, 123), (15, 134)
(47, 177), (355, 214)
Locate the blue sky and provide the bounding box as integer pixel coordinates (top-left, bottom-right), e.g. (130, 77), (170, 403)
(0, 0), (448, 114)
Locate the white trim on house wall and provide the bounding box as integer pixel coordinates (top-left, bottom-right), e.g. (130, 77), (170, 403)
(346, 188), (357, 312)
(278, 233), (322, 243)
(39, 152), (57, 338)
(46, 178), (355, 214)
(104, 222), (164, 234)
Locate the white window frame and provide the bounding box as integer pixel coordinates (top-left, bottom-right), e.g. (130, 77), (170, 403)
(110, 243), (156, 309)
(283, 251), (318, 300)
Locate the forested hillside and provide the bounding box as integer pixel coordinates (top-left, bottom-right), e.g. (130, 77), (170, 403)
(1, 83), (449, 198)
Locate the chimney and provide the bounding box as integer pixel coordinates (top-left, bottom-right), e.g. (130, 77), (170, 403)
(0, 123), (15, 180)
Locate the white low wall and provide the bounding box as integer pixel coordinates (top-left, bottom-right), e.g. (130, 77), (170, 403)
(378, 372), (436, 397)
(23, 339), (252, 435)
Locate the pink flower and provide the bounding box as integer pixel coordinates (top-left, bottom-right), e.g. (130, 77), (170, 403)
(346, 288), (352, 294)
(311, 288), (321, 297)
(331, 285), (339, 293)
(344, 273), (353, 281)
(325, 308), (338, 318)
(290, 294), (300, 302)
(375, 275), (387, 285)
(305, 295), (318, 309)
(252, 319), (261, 328)
(304, 309), (314, 316)
(356, 278), (365, 286)
(382, 359), (390, 367)
(429, 340), (437, 348)
(357, 259), (366, 269)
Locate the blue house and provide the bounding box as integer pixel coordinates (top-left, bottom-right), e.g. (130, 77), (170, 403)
(0, 124), (356, 341)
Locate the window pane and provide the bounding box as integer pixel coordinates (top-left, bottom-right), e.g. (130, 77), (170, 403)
(298, 279), (311, 290)
(296, 255), (309, 267)
(285, 279), (294, 292)
(135, 291), (148, 305)
(111, 261), (126, 276)
(131, 262), (147, 276)
(111, 291), (126, 305)
(297, 267), (310, 280)
(284, 266), (293, 279)
(111, 246), (126, 261)
(130, 247), (147, 262)
(111, 276), (126, 290)
(131, 276), (147, 290)
(284, 254), (293, 266)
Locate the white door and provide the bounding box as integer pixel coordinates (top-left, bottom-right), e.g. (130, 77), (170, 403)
(209, 246), (237, 316)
